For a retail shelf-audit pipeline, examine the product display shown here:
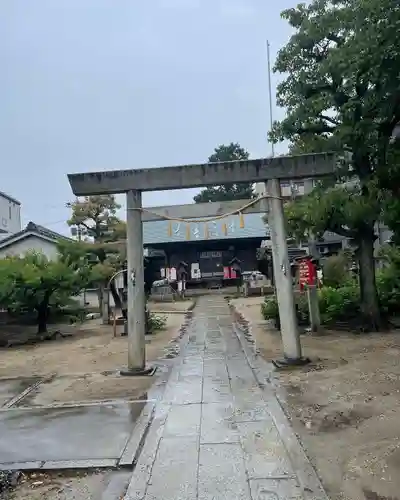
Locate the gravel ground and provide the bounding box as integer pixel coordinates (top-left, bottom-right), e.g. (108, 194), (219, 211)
(232, 296), (400, 500)
(3, 469), (131, 500)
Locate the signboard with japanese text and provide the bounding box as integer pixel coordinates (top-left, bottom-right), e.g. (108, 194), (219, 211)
(299, 258), (316, 290)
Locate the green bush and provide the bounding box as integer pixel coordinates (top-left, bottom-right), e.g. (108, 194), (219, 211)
(261, 244), (400, 327)
(261, 297), (279, 320)
(318, 285), (360, 324)
(375, 244), (400, 315)
(261, 285), (360, 326)
(376, 268), (400, 315)
(147, 313), (167, 333)
(261, 293), (309, 325)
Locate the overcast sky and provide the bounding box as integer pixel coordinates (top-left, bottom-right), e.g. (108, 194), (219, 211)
(0, 0), (295, 235)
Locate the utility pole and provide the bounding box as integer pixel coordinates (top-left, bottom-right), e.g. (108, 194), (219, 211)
(267, 40), (275, 158)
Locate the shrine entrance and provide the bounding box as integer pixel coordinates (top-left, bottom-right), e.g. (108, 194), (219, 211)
(68, 153), (335, 374)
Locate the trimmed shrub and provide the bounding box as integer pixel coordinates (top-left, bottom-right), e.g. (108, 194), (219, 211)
(261, 285), (360, 326)
(376, 269), (400, 315)
(261, 297), (279, 321)
(375, 244), (400, 315)
(147, 313), (167, 333)
(318, 285), (360, 324)
(261, 292), (309, 326)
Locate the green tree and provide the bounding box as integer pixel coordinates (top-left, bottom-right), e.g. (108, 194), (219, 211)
(194, 143), (254, 203)
(379, 142), (400, 244)
(66, 195), (126, 313)
(270, 0), (400, 329)
(0, 253), (90, 334)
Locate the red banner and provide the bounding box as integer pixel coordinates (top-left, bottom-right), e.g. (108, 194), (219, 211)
(299, 259), (316, 290)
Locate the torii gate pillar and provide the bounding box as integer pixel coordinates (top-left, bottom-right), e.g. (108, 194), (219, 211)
(120, 190), (149, 375)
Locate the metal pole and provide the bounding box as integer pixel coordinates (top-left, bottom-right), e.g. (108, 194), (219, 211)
(267, 178), (302, 361)
(121, 190), (148, 375)
(267, 40), (275, 158)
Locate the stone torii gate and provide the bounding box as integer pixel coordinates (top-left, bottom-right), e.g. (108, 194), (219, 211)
(68, 152), (335, 374)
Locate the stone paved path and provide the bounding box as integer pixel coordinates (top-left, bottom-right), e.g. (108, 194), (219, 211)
(124, 296), (328, 500)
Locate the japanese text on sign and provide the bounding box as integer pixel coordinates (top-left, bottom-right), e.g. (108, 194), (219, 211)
(299, 259), (316, 290)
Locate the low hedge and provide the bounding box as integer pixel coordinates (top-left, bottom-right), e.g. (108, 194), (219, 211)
(261, 270), (400, 327)
(261, 284), (361, 327)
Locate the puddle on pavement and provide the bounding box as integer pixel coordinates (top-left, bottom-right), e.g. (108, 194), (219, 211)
(0, 401), (149, 467)
(0, 377), (41, 407)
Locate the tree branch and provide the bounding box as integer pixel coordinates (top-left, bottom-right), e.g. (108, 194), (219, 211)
(297, 124), (335, 135)
(320, 114), (339, 125)
(326, 33), (344, 46)
(329, 223), (357, 239)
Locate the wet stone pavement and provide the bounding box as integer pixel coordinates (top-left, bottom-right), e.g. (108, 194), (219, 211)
(124, 296), (328, 500)
(0, 401), (149, 470)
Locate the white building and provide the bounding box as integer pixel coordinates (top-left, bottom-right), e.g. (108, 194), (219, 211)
(0, 222), (71, 260)
(0, 191), (21, 239)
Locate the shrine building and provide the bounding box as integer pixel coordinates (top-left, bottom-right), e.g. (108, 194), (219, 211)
(141, 200), (268, 288)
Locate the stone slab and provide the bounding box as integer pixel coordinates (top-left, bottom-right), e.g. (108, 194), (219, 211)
(249, 478), (304, 499)
(200, 402), (239, 444)
(233, 398), (272, 423)
(202, 378), (232, 403)
(124, 411), (167, 499)
(198, 443), (251, 500)
(0, 402), (146, 468)
(144, 437), (198, 500)
(43, 459), (118, 469)
(162, 378), (202, 404)
(163, 403), (201, 438)
(101, 471), (132, 500)
(0, 377), (41, 407)
(119, 402), (155, 466)
(237, 421), (294, 479)
(0, 460), (44, 470)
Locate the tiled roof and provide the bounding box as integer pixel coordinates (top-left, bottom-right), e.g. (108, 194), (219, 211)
(143, 212), (269, 245)
(25, 222), (70, 242)
(0, 221), (71, 250)
(141, 199), (260, 222)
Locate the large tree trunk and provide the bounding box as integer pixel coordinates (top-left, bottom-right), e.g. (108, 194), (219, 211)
(357, 234), (381, 330)
(110, 280), (122, 309)
(97, 283), (104, 312)
(36, 303), (49, 334)
(97, 282), (109, 325)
